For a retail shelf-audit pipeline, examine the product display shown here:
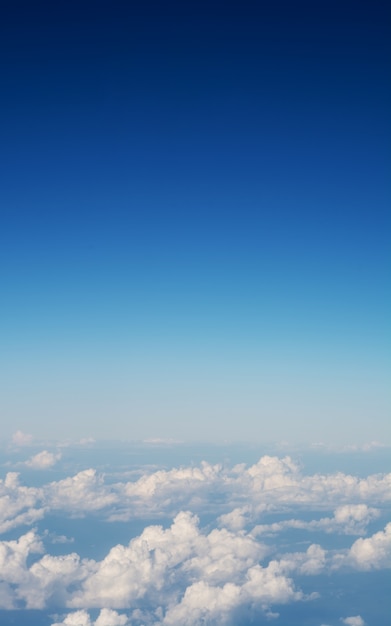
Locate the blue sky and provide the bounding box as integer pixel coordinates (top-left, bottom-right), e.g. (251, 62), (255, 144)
(1, 1), (390, 442)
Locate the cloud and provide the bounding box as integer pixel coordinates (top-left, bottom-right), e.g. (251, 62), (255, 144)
(45, 469), (117, 515)
(333, 504), (379, 530)
(25, 450), (62, 469)
(52, 611), (92, 626)
(0, 452), (390, 560)
(0, 453), (390, 623)
(85, 455), (391, 524)
(162, 581), (242, 626)
(252, 504), (380, 537)
(51, 609), (129, 626)
(341, 616), (365, 626)
(0, 531), (44, 608)
(161, 563), (301, 626)
(271, 543), (327, 577)
(142, 438), (183, 445)
(67, 511), (272, 610)
(43, 530), (74, 545)
(3, 454), (388, 529)
(218, 507), (250, 531)
(0, 511), (303, 621)
(125, 463), (220, 499)
(11, 430), (33, 446)
(0, 472), (44, 534)
(346, 522), (391, 570)
(1, 453), (390, 546)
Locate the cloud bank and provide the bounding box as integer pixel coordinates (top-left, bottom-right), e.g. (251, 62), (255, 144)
(0, 453), (389, 624)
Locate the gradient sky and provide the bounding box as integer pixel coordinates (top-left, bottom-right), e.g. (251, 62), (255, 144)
(1, 1), (390, 443)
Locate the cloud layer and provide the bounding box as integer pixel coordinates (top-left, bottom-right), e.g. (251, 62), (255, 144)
(0, 453), (390, 624)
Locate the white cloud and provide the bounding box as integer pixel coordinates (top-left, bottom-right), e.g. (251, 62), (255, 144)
(0, 531), (44, 608)
(162, 560), (301, 625)
(333, 504), (379, 530)
(25, 450), (62, 469)
(252, 504), (380, 537)
(43, 530), (74, 545)
(0, 472), (44, 534)
(0, 511), (302, 620)
(89, 455), (391, 524)
(218, 506), (250, 531)
(0, 453), (390, 623)
(68, 511), (235, 609)
(341, 616), (365, 626)
(11, 430), (33, 446)
(94, 609), (129, 626)
(52, 610), (92, 626)
(1, 454), (386, 526)
(51, 609), (129, 626)
(78, 438), (96, 446)
(163, 580), (242, 625)
(270, 543), (327, 576)
(346, 522), (391, 570)
(143, 438), (183, 445)
(22, 552), (95, 609)
(45, 469), (117, 514)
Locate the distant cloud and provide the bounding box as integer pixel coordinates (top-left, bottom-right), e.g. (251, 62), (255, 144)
(341, 616), (365, 626)
(51, 609), (129, 626)
(11, 430), (33, 446)
(43, 530), (74, 545)
(1, 453), (390, 531)
(252, 504), (380, 537)
(25, 450), (61, 469)
(78, 438), (96, 447)
(142, 438), (183, 445)
(310, 441), (388, 453)
(102, 455), (391, 523)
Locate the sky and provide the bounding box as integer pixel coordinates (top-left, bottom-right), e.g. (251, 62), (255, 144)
(1, 0), (390, 443)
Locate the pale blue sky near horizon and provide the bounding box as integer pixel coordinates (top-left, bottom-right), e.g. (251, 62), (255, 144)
(1, 1), (390, 444)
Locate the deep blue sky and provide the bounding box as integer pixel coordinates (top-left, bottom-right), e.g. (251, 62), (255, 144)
(1, 1), (390, 442)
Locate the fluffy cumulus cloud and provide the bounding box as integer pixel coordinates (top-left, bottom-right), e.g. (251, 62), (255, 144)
(0, 454), (390, 624)
(67, 511), (288, 615)
(120, 455), (391, 523)
(113, 461), (224, 520)
(252, 504), (380, 537)
(345, 522), (391, 570)
(0, 472), (44, 534)
(0, 513), (389, 623)
(0, 531), (44, 608)
(272, 543), (327, 576)
(1, 454), (386, 526)
(0, 512), (303, 621)
(25, 450), (62, 469)
(11, 430), (33, 446)
(45, 469), (117, 514)
(51, 609), (129, 626)
(341, 617), (365, 626)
